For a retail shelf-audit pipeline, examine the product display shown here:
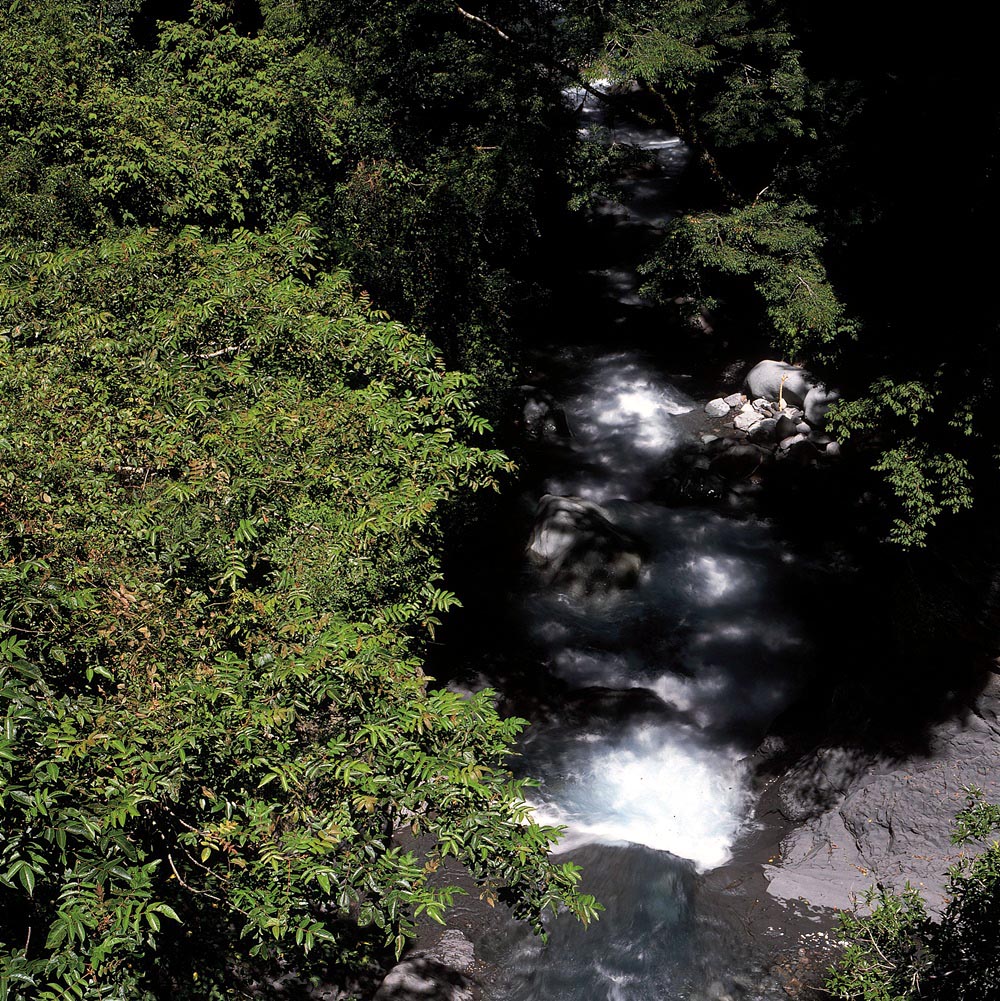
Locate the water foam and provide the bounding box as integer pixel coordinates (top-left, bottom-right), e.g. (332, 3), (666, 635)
(531, 724), (749, 871)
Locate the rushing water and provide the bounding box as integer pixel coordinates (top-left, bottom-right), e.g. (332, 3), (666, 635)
(457, 85), (822, 1000)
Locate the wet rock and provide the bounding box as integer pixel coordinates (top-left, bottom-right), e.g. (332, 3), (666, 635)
(787, 438), (818, 462)
(707, 434), (737, 453)
(701, 434), (720, 445)
(520, 386), (571, 441)
(659, 468), (727, 505)
(723, 392), (745, 408)
(374, 930), (475, 1001)
(705, 398), (731, 417)
(825, 441), (842, 457)
(527, 494), (643, 595)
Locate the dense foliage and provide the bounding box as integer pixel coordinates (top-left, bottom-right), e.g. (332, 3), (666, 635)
(826, 793), (1000, 1001)
(0, 2), (598, 998)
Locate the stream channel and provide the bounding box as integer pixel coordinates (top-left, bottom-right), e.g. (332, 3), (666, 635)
(433, 85), (847, 1001)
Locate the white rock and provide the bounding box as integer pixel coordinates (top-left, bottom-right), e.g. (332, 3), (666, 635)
(704, 398), (730, 417)
(723, 392), (744, 408)
(734, 410), (761, 432)
(744, 359), (839, 428)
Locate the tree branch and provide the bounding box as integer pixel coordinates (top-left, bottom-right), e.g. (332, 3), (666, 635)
(455, 6), (512, 42)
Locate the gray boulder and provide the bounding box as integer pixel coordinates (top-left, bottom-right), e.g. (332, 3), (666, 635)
(765, 673), (1000, 914)
(711, 442), (772, 478)
(744, 360), (839, 428)
(520, 386), (571, 441)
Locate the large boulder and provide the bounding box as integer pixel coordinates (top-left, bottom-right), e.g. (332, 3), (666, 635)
(527, 494), (642, 596)
(764, 672), (1000, 914)
(744, 360), (839, 428)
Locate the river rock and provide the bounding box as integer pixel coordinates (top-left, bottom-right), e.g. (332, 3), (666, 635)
(774, 414), (798, 440)
(744, 360), (840, 428)
(749, 418), (779, 444)
(711, 442), (772, 478)
(787, 438), (818, 462)
(659, 468), (727, 505)
(734, 410), (761, 433)
(527, 494), (642, 595)
(752, 398), (773, 414)
(723, 392), (744, 408)
(374, 930), (476, 1001)
(705, 398), (731, 417)
(765, 671), (1000, 913)
(779, 433), (807, 451)
(825, 441), (842, 457)
(795, 421), (811, 435)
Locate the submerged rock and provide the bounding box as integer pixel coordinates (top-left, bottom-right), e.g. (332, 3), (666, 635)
(527, 494), (643, 595)
(520, 386), (571, 441)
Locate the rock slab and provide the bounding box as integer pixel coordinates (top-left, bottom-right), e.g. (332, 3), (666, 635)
(765, 671), (1000, 913)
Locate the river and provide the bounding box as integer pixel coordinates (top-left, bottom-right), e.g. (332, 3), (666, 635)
(434, 84), (840, 1001)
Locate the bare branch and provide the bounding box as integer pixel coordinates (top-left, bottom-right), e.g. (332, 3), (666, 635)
(197, 344), (243, 360)
(455, 5), (512, 42)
